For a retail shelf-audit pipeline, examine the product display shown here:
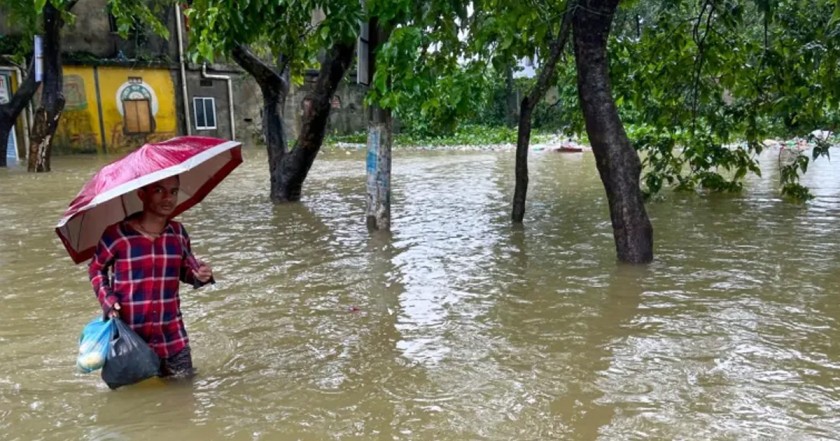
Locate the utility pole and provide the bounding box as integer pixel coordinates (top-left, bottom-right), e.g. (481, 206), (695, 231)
(365, 18), (392, 231)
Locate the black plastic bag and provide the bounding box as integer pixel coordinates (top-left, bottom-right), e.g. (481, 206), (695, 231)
(101, 318), (160, 389)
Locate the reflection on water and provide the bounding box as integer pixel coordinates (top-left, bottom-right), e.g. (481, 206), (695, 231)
(1, 147), (840, 440)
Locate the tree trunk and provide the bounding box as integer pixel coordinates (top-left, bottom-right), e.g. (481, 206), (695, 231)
(232, 43), (354, 203)
(0, 122), (9, 167)
(0, 61), (39, 167)
(232, 45), (290, 202)
(28, 3), (66, 173)
(573, 0), (653, 263)
(365, 18), (392, 231)
(278, 42), (355, 201)
(511, 6), (574, 223)
(504, 65), (517, 127)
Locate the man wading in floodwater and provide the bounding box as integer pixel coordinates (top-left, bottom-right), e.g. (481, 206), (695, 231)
(89, 175), (214, 378)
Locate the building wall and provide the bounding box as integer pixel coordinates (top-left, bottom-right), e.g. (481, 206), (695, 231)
(2, 1), (368, 155)
(231, 74), (264, 147)
(285, 77), (368, 140)
(183, 71), (233, 140)
(98, 66), (179, 152)
(227, 74), (369, 148)
(64, 0), (176, 62)
(1, 0), (176, 62)
(49, 65), (180, 153)
(53, 66), (101, 152)
(62, 0), (115, 58)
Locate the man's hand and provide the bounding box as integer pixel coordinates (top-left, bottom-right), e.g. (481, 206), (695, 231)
(109, 302), (121, 318)
(193, 262), (213, 284)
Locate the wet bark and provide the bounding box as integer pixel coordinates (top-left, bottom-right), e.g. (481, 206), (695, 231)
(573, 0), (653, 263)
(511, 6), (574, 223)
(232, 45), (290, 202)
(504, 65), (517, 127)
(0, 124), (9, 168)
(0, 60), (38, 167)
(28, 2), (71, 172)
(278, 42), (355, 202)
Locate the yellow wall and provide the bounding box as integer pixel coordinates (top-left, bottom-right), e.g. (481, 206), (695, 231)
(97, 66), (178, 152)
(55, 66), (101, 152)
(53, 65), (179, 153)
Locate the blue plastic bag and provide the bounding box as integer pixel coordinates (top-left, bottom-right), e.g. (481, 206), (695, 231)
(76, 317), (115, 373)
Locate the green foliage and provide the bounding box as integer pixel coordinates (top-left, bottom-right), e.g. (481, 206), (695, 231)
(0, 34), (25, 63)
(325, 124), (557, 147)
(367, 0), (578, 138)
(608, 0), (840, 200)
(396, 124), (519, 146)
(107, 0), (169, 40)
(0, 0), (168, 55)
(185, 0), (362, 77)
(365, 0), (477, 129)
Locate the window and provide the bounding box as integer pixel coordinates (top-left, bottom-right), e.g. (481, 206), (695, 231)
(193, 97), (216, 130)
(123, 99), (153, 134)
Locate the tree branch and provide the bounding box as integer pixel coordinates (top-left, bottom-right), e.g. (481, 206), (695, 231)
(5, 58), (39, 118)
(525, 0), (576, 110)
(231, 45), (287, 94)
(690, 0), (716, 134)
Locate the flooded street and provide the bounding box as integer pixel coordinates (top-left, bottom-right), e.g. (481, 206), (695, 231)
(1, 146), (840, 440)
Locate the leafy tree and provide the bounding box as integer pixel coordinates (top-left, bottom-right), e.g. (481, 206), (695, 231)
(574, 0), (652, 262)
(608, 0), (840, 200)
(26, 0), (74, 172)
(0, 0), (168, 171)
(187, 0), (362, 202)
(362, 0), (475, 229)
(468, 0), (577, 223)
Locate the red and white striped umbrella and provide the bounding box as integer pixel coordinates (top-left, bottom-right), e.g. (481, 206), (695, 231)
(56, 136), (243, 264)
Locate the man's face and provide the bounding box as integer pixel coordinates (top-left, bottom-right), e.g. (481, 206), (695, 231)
(139, 176), (180, 217)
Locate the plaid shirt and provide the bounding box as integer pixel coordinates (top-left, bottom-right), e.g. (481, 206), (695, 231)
(89, 220), (204, 359)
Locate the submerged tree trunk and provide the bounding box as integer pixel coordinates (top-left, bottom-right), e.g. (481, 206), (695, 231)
(232, 45), (290, 202)
(233, 43), (354, 203)
(28, 2), (68, 172)
(573, 0), (653, 263)
(0, 123), (9, 168)
(0, 61), (38, 167)
(278, 42), (355, 202)
(511, 5), (574, 223)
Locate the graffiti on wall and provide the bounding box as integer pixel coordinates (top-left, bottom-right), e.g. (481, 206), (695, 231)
(56, 74), (98, 152)
(64, 75), (88, 110)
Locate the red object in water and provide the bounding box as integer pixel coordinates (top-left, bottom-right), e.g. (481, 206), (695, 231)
(56, 136), (243, 264)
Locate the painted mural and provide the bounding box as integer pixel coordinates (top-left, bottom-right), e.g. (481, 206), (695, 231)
(56, 72), (98, 151)
(48, 66), (178, 153)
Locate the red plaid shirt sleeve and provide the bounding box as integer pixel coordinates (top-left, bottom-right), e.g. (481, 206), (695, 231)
(89, 225), (121, 314)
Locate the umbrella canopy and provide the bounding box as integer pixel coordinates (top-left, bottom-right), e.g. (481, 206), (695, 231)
(56, 136), (243, 264)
